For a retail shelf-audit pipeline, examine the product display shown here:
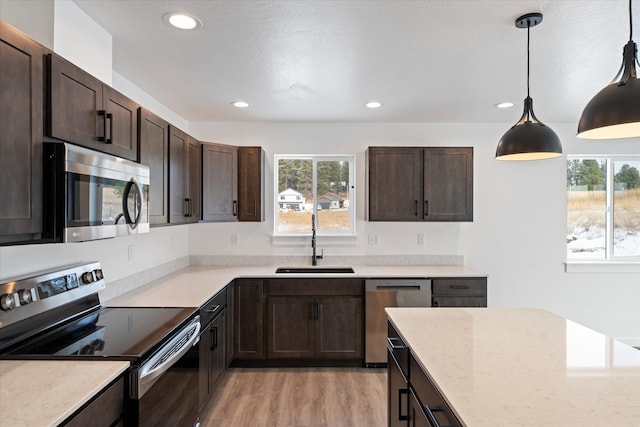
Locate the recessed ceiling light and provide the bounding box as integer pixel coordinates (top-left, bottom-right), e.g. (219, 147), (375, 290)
(163, 12), (202, 30)
(495, 102), (514, 109)
(365, 101), (382, 109)
(232, 101), (249, 108)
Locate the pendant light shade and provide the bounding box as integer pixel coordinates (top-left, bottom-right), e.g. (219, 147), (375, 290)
(577, 0), (640, 139)
(496, 13), (563, 161)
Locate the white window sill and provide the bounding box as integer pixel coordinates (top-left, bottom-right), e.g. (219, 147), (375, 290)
(564, 261), (640, 273)
(271, 234), (357, 246)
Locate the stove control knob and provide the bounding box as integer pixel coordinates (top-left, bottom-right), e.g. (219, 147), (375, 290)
(18, 289), (32, 305)
(81, 272), (95, 284)
(94, 269), (104, 281)
(81, 345), (94, 355)
(0, 294), (15, 311)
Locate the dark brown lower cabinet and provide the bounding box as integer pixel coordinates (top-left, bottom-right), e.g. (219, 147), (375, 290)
(265, 279), (363, 362)
(408, 389), (431, 427)
(409, 354), (462, 427)
(233, 279), (265, 360)
(64, 377), (124, 427)
(431, 277), (487, 307)
(316, 296), (363, 358)
(388, 346), (409, 427)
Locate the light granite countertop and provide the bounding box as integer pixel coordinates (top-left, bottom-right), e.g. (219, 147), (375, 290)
(386, 307), (640, 426)
(0, 360), (129, 427)
(104, 264), (487, 308)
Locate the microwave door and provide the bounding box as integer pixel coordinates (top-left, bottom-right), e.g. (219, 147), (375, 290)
(122, 177), (142, 230)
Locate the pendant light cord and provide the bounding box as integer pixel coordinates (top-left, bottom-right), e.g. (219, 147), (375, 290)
(527, 21), (531, 99)
(630, 0), (633, 42)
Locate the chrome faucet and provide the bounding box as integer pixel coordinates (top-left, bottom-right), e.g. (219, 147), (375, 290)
(311, 214), (323, 266)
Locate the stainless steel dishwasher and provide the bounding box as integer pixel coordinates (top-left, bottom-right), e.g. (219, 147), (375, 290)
(365, 279), (431, 367)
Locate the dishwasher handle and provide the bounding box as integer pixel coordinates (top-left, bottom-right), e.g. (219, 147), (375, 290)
(365, 279), (431, 292)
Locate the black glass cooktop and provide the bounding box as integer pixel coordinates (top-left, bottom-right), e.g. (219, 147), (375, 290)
(6, 307), (196, 359)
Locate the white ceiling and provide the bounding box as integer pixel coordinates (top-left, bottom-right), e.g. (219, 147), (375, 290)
(72, 0), (639, 124)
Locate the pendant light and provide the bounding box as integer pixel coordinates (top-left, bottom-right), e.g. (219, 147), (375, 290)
(577, 0), (640, 139)
(496, 13), (562, 161)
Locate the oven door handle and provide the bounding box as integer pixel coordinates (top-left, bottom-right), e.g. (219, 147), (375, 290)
(138, 317), (200, 387)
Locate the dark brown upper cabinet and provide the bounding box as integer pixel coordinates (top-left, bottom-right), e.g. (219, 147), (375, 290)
(46, 53), (138, 161)
(367, 146), (473, 222)
(169, 126), (201, 224)
(0, 21), (44, 244)
(238, 146), (264, 222)
(202, 143), (238, 222)
(138, 107), (169, 225)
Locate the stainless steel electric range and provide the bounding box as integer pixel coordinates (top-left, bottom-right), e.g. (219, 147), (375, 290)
(0, 262), (201, 427)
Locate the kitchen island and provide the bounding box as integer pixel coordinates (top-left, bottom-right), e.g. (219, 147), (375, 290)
(386, 307), (640, 426)
(0, 360), (128, 427)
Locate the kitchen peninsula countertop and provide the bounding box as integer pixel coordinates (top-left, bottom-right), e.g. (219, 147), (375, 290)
(386, 307), (640, 426)
(0, 360), (129, 427)
(104, 264), (487, 307)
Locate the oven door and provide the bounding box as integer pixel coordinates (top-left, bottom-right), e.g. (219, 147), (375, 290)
(128, 316), (201, 427)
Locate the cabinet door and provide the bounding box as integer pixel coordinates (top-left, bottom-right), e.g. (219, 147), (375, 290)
(267, 296), (315, 358)
(202, 143), (238, 221)
(234, 279), (265, 359)
(138, 108), (169, 225)
(187, 137), (201, 222)
(388, 349), (409, 427)
(408, 389), (432, 427)
(209, 312), (226, 388)
(423, 147), (473, 221)
(238, 146), (263, 221)
(65, 377), (124, 427)
(0, 21), (43, 244)
(316, 296), (363, 359)
(368, 147), (423, 221)
(226, 283), (235, 365)
(198, 326), (212, 411)
(47, 53), (103, 149)
(168, 126), (188, 224)
(103, 85), (138, 161)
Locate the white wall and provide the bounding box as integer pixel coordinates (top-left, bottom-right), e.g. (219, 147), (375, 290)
(189, 121), (640, 345)
(0, 226), (189, 283)
(53, 0), (112, 85)
(0, 0), (54, 49)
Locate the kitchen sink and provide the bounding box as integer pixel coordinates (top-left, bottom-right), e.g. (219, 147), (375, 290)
(275, 267), (355, 274)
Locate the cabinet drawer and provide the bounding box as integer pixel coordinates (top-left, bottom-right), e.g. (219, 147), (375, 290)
(410, 355), (461, 427)
(432, 278), (486, 296)
(266, 279), (363, 296)
(201, 288), (227, 326)
(388, 322), (409, 379)
(432, 296), (487, 307)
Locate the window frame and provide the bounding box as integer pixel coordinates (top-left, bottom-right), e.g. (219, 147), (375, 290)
(274, 154), (356, 237)
(566, 154), (640, 264)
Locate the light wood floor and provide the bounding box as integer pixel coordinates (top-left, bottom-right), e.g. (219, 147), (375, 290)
(200, 367), (387, 427)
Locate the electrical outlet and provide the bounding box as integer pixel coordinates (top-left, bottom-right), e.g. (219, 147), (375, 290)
(128, 244), (134, 261)
(417, 234), (425, 245)
(368, 234), (379, 245)
(231, 234), (239, 245)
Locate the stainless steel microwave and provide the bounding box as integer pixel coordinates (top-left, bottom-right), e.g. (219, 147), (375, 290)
(43, 142), (149, 242)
